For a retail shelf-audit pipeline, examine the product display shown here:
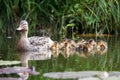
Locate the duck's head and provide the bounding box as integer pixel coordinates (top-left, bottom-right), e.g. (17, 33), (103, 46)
(17, 20), (28, 31)
(88, 39), (96, 46)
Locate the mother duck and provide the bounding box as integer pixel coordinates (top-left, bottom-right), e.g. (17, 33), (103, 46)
(17, 20), (54, 52)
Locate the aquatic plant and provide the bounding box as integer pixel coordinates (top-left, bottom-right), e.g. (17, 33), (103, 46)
(0, 0), (120, 38)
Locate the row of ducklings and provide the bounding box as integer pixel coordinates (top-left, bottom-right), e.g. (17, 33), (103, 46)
(50, 38), (108, 53)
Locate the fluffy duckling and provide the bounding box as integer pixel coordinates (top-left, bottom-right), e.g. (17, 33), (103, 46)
(88, 39), (97, 49)
(59, 38), (76, 51)
(50, 41), (60, 51)
(50, 41), (60, 57)
(61, 42), (76, 58)
(83, 39), (96, 53)
(17, 20), (54, 52)
(59, 38), (76, 57)
(83, 43), (94, 53)
(76, 39), (87, 51)
(96, 40), (108, 51)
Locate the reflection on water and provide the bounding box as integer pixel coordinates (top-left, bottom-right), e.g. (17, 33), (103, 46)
(17, 50), (52, 79)
(16, 47), (107, 80)
(0, 42), (108, 80)
(19, 50), (52, 67)
(0, 50), (52, 80)
(51, 48), (107, 58)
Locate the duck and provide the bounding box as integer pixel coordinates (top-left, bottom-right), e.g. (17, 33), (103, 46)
(50, 41), (60, 51)
(59, 38), (76, 51)
(76, 39), (87, 51)
(82, 39), (96, 54)
(87, 39), (97, 49)
(96, 40), (108, 51)
(50, 41), (60, 57)
(16, 20), (54, 52)
(58, 39), (76, 57)
(83, 43), (94, 53)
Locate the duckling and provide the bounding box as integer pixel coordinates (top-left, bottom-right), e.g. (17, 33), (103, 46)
(76, 39), (87, 51)
(88, 39), (97, 50)
(83, 43), (93, 52)
(83, 39), (96, 54)
(59, 38), (76, 51)
(61, 42), (76, 58)
(59, 38), (76, 57)
(96, 40), (108, 50)
(16, 20), (54, 52)
(96, 40), (108, 54)
(50, 41), (60, 57)
(50, 41), (60, 51)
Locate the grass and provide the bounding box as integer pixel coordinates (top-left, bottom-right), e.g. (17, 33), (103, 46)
(0, 0), (120, 38)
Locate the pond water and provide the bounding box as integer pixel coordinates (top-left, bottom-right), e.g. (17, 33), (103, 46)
(0, 34), (120, 80)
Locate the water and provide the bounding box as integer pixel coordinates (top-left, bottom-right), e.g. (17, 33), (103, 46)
(0, 34), (120, 80)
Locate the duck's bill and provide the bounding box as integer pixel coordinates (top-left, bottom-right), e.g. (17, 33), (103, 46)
(16, 27), (22, 30)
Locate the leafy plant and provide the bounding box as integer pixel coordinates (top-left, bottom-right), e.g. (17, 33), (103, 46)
(0, 0), (120, 38)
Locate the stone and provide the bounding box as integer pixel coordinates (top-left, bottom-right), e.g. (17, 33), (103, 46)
(78, 77), (100, 80)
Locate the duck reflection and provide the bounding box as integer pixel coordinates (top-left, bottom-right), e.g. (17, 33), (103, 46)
(18, 50), (52, 79)
(19, 50), (52, 62)
(0, 66), (39, 80)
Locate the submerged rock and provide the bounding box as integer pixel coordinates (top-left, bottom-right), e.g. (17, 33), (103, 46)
(43, 71), (108, 79)
(0, 66), (39, 75)
(43, 71), (120, 80)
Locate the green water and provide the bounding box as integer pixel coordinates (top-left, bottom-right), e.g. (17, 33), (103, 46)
(0, 34), (120, 80)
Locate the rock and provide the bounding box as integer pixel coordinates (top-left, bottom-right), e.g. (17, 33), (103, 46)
(103, 76), (120, 80)
(78, 77), (100, 80)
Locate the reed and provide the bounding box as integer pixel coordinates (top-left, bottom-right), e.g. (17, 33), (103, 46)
(0, 0), (120, 38)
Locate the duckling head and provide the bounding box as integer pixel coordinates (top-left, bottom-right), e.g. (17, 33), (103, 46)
(17, 20), (28, 31)
(88, 39), (96, 47)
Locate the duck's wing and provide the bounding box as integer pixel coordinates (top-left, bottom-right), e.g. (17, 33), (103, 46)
(28, 36), (54, 48)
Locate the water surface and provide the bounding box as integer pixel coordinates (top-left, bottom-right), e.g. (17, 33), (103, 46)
(0, 35), (120, 80)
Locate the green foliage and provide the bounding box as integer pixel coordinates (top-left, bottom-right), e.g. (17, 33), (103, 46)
(0, 0), (120, 38)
